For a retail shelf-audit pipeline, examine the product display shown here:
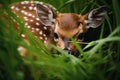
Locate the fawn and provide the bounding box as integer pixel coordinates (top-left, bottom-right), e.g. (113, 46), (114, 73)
(9, 1), (107, 57)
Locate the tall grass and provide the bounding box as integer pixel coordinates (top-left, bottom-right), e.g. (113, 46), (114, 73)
(0, 0), (120, 80)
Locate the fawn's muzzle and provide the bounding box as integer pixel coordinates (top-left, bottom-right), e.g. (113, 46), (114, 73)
(63, 48), (74, 55)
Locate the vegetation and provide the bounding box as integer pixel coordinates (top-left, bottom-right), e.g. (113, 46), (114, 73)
(0, 0), (120, 80)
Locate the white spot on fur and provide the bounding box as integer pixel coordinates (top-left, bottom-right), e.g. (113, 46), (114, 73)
(33, 7), (36, 10)
(15, 7), (19, 11)
(17, 15), (19, 18)
(36, 28), (39, 31)
(24, 12), (28, 15)
(24, 17), (28, 21)
(23, 16), (28, 20)
(32, 28), (34, 30)
(32, 15), (35, 18)
(21, 2), (25, 5)
(29, 6), (33, 10)
(31, 4), (34, 6)
(43, 34), (46, 37)
(31, 30), (34, 32)
(27, 25), (31, 28)
(44, 41), (47, 43)
(11, 6), (15, 9)
(30, 19), (34, 22)
(21, 10), (25, 13)
(21, 34), (25, 37)
(40, 37), (43, 40)
(21, 10), (28, 15)
(28, 13), (32, 16)
(39, 31), (43, 35)
(17, 46), (27, 57)
(36, 22), (40, 26)
(23, 6), (26, 9)
(45, 37), (47, 40)
(25, 23), (28, 26)
(43, 26), (47, 30)
(36, 18), (40, 21)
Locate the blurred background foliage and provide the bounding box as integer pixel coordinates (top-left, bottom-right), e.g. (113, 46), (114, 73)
(0, 0), (120, 80)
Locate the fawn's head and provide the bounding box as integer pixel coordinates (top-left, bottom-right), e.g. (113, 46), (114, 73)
(36, 3), (107, 56)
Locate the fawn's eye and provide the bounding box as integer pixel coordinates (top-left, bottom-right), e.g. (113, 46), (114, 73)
(77, 22), (81, 26)
(54, 33), (59, 39)
(77, 33), (84, 40)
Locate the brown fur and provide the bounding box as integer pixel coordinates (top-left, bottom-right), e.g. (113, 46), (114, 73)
(56, 13), (81, 30)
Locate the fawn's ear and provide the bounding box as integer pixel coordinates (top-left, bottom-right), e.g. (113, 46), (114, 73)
(36, 3), (57, 26)
(84, 6), (107, 28)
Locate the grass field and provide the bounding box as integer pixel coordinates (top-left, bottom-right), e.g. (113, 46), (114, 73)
(0, 0), (120, 80)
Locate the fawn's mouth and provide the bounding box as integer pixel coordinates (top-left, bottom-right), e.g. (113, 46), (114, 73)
(63, 49), (79, 57)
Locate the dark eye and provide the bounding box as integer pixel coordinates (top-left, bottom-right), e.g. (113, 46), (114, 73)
(77, 22), (81, 26)
(77, 33), (84, 40)
(54, 33), (59, 39)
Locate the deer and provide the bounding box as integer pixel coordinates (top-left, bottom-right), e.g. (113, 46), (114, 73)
(9, 1), (107, 57)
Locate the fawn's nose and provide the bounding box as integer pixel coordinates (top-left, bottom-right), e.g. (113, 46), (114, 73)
(63, 48), (74, 55)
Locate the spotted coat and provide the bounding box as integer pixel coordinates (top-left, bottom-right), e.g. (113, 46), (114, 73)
(10, 1), (56, 44)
